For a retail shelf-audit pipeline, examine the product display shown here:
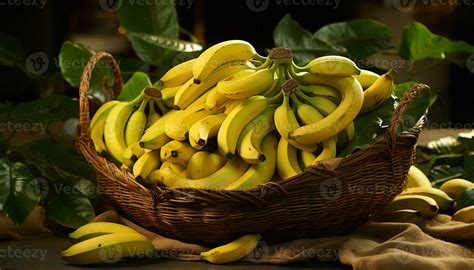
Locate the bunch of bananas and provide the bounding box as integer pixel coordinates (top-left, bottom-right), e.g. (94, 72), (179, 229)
(91, 40), (396, 190)
(376, 166), (474, 224)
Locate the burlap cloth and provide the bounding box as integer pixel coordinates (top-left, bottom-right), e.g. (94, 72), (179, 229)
(2, 207), (474, 269)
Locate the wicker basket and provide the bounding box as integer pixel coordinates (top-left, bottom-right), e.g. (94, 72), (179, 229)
(75, 52), (427, 245)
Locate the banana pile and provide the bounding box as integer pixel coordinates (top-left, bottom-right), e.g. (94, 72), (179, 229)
(90, 40), (396, 190)
(377, 165), (474, 224)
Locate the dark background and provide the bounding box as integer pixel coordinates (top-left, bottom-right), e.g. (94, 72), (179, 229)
(0, 0), (473, 126)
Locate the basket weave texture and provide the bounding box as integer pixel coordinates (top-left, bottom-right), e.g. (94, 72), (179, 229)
(75, 52), (427, 244)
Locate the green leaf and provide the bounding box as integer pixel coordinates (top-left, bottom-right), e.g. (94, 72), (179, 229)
(397, 87), (433, 134)
(45, 190), (95, 228)
(429, 165), (465, 187)
(399, 22), (474, 65)
(0, 33), (27, 72)
(273, 15), (395, 64)
(59, 41), (114, 102)
(117, 72), (151, 101)
(9, 95), (78, 124)
(338, 96), (396, 157)
(117, 1), (179, 39)
(393, 81), (418, 99)
(63, 176), (99, 201)
(127, 32), (202, 70)
(0, 158), (40, 225)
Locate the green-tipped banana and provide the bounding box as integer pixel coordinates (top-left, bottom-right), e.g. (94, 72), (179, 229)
(353, 69), (380, 89)
(399, 187), (454, 212)
(382, 195), (439, 218)
(452, 205), (474, 223)
(132, 150), (161, 180)
(158, 58), (196, 87)
(237, 106), (276, 164)
(439, 178), (474, 200)
(277, 137), (302, 180)
(193, 40), (256, 84)
(227, 134), (278, 190)
(157, 157), (249, 189)
(186, 151), (226, 179)
(188, 113), (227, 149)
(160, 140), (197, 166)
(375, 209), (423, 225)
(216, 68), (274, 99)
(125, 99), (148, 146)
(297, 55), (360, 76)
(360, 69), (395, 114)
(62, 233), (154, 265)
(69, 222), (138, 241)
(200, 234), (261, 264)
(90, 101), (119, 154)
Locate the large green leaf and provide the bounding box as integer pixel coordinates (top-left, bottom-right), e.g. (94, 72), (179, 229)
(9, 95), (78, 124)
(117, 1), (179, 39)
(0, 33), (27, 72)
(0, 158), (40, 225)
(399, 22), (474, 66)
(45, 190), (95, 228)
(396, 88), (433, 135)
(273, 15), (395, 64)
(59, 41), (115, 101)
(117, 72), (151, 101)
(127, 32), (202, 70)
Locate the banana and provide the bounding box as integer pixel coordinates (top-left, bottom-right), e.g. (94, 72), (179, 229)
(299, 84), (341, 103)
(200, 234), (261, 264)
(175, 61), (251, 110)
(160, 85), (182, 101)
(90, 101), (120, 154)
(381, 195), (439, 218)
(148, 161), (186, 183)
(223, 99), (246, 115)
(295, 89), (338, 116)
(132, 150), (161, 180)
(216, 68), (274, 99)
(205, 86), (230, 113)
(158, 58), (196, 87)
(399, 187), (454, 212)
(312, 137), (337, 165)
(360, 69), (395, 114)
(299, 150), (317, 169)
(160, 141), (197, 166)
(237, 106), (276, 164)
(227, 134), (277, 190)
(298, 55), (360, 76)
(193, 40), (256, 84)
(125, 99), (148, 146)
(164, 107), (213, 141)
(273, 87), (318, 152)
(104, 95), (144, 163)
(452, 205), (474, 223)
(146, 100), (161, 128)
(69, 222), (138, 241)
(289, 74), (363, 144)
(337, 121), (355, 150)
(139, 110), (179, 150)
(406, 166), (432, 188)
(188, 113), (227, 149)
(353, 69), (380, 89)
(277, 137), (303, 180)
(122, 142), (146, 168)
(439, 178), (474, 200)
(157, 157), (249, 189)
(62, 232), (154, 265)
(375, 209), (423, 225)
(218, 95), (280, 159)
(186, 151), (226, 179)
(290, 92), (325, 124)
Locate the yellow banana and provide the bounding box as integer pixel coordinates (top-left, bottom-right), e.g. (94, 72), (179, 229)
(148, 161), (186, 183)
(122, 142), (146, 168)
(164, 107), (213, 141)
(193, 40), (256, 84)
(277, 137), (303, 180)
(160, 85), (181, 101)
(132, 150), (161, 180)
(90, 101), (119, 154)
(298, 84), (341, 103)
(186, 151), (227, 179)
(227, 134), (278, 190)
(160, 140), (197, 166)
(69, 222), (138, 241)
(295, 89), (338, 116)
(62, 233), (154, 265)
(353, 69), (380, 89)
(205, 86), (230, 113)
(146, 100), (161, 128)
(298, 55), (360, 76)
(406, 166), (432, 188)
(158, 58), (196, 87)
(399, 187), (454, 212)
(290, 92), (325, 124)
(157, 157), (249, 189)
(139, 110), (179, 150)
(299, 150), (317, 169)
(125, 99), (148, 146)
(188, 113), (227, 149)
(312, 137), (337, 165)
(201, 234), (261, 264)
(381, 195), (439, 218)
(439, 178), (474, 200)
(360, 69), (395, 114)
(223, 99), (246, 115)
(216, 68), (274, 99)
(452, 205), (474, 223)
(375, 209), (423, 224)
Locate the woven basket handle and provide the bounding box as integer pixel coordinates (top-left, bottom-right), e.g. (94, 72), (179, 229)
(78, 52), (123, 139)
(384, 83), (430, 144)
